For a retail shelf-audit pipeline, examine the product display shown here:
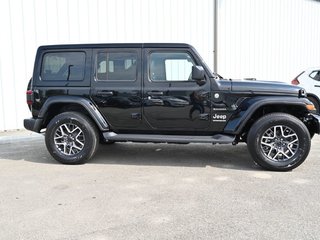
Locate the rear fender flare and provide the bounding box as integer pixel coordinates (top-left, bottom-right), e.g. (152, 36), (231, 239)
(39, 96), (109, 131)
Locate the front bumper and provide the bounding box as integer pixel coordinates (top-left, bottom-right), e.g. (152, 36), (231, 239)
(24, 118), (43, 133)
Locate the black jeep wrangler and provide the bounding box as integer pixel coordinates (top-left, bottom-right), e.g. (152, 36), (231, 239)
(24, 43), (320, 171)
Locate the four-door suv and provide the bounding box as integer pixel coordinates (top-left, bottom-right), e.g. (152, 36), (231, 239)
(24, 43), (320, 171)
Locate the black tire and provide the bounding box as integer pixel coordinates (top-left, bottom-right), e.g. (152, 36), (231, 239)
(45, 112), (99, 164)
(247, 113), (311, 171)
(307, 96), (320, 114)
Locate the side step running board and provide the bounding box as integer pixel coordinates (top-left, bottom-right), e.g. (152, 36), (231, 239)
(103, 132), (236, 144)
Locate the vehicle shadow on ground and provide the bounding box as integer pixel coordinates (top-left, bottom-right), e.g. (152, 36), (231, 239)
(0, 139), (59, 164)
(92, 142), (260, 171)
(0, 139), (260, 171)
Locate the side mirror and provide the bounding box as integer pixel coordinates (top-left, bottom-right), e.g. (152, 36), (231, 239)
(192, 66), (206, 86)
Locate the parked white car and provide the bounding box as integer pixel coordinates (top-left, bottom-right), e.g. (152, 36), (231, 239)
(292, 67), (320, 113)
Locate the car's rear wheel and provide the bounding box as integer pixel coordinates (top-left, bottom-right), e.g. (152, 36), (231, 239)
(247, 113), (311, 171)
(45, 112), (99, 164)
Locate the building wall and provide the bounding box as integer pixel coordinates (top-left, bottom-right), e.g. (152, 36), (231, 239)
(217, 0), (320, 81)
(0, 0), (214, 131)
(0, 0), (319, 131)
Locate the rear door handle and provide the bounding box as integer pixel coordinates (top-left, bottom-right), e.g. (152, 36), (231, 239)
(315, 85), (320, 88)
(131, 91), (139, 96)
(147, 91), (163, 96)
(97, 91), (114, 96)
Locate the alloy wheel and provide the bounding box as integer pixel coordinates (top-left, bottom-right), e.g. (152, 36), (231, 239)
(260, 125), (299, 162)
(54, 123), (85, 156)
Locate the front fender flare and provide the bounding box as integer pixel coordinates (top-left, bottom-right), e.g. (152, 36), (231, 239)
(307, 93), (320, 104)
(224, 96), (311, 134)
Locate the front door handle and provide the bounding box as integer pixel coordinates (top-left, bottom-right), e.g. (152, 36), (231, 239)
(315, 85), (320, 88)
(131, 113), (141, 120)
(97, 91), (114, 96)
(147, 91), (163, 96)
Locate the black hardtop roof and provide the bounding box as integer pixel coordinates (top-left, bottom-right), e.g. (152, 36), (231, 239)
(38, 43), (193, 50)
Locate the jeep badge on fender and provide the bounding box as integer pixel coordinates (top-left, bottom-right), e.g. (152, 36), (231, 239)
(24, 43), (320, 171)
(212, 114), (227, 122)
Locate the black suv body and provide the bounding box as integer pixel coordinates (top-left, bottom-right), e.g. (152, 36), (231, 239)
(24, 43), (320, 170)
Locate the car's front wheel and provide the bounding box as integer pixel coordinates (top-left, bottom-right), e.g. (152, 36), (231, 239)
(45, 112), (99, 164)
(247, 113), (311, 171)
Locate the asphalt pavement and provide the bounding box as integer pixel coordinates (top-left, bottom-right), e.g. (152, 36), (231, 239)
(0, 131), (320, 240)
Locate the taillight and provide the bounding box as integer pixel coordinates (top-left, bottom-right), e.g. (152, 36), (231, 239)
(291, 78), (300, 85)
(26, 90), (33, 105)
(291, 71), (304, 85)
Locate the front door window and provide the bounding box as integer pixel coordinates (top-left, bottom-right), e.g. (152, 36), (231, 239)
(149, 52), (195, 82)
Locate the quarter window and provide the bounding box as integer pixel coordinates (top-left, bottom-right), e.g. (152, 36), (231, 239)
(149, 52), (195, 81)
(41, 52), (85, 81)
(96, 52), (137, 81)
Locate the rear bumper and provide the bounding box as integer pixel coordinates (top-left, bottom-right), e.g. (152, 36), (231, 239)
(24, 118), (43, 133)
(310, 113), (320, 134)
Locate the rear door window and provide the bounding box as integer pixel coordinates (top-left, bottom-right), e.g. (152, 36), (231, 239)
(41, 52), (85, 81)
(96, 52), (137, 81)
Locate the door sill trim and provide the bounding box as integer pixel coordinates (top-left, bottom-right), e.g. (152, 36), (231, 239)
(103, 132), (235, 144)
